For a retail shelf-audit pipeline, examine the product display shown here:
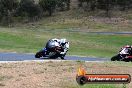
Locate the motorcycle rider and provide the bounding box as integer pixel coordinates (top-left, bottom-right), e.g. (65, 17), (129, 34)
(111, 45), (132, 61)
(45, 38), (69, 59)
(45, 39), (61, 55)
(119, 45), (132, 57)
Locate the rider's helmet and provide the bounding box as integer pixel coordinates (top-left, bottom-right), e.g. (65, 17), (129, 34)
(52, 38), (60, 42)
(47, 40), (60, 49)
(124, 45), (131, 48)
(60, 38), (67, 46)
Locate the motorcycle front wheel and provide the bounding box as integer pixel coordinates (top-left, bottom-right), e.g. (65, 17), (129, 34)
(35, 52), (41, 58)
(35, 50), (44, 58)
(111, 54), (121, 61)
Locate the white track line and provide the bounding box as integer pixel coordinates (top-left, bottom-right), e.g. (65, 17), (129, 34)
(0, 60), (105, 63)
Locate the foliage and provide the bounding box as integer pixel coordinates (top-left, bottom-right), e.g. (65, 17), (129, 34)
(0, 0), (19, 25)
(16, 0), (42, 18)
(78, 0), (132, 16)
(39, 0), (57, 16)
(57, 0), (70, 11)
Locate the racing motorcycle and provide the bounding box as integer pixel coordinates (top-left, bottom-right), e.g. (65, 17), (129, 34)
(111, 47), (132, 62)
(35, 44), (65, 59)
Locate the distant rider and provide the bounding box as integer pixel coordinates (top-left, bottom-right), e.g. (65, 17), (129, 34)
(119, 45), (132, 57)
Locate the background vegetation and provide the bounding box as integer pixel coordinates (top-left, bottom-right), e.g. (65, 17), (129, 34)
(0, 0), (132, 25)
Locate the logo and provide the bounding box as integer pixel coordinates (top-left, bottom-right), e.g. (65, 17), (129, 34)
(76, 66), (131, 85)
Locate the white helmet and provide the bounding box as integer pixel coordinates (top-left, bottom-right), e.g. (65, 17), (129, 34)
(52, 38), (60, 42)
(60, 38), (67, 43)
(124, 45), (131, 48)
(60, 38), (67, 46)
(54, 41), (60, 47)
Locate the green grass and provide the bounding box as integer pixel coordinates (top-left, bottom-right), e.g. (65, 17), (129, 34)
(77, 84), (120, 88)
(0, 27), (132, 58)
(0, 10), (132, 58)
(65, 84), (119, 88)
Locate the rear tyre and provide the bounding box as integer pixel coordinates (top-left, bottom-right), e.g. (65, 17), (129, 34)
(124, 59), (130, 62)
(124, 58), (130, 62)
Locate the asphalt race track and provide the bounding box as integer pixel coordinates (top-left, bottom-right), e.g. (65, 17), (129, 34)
(0, 52), (108, 62)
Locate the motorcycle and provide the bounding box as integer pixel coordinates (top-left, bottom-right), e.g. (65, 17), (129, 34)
(35, 46), (65, 59)
(111, 54), (132, 62)
(111, 47), (132, 62)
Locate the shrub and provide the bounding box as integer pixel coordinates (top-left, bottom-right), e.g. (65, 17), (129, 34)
(39, 0), (57, 16)
(16, 0), (42, 18)
(0, 0), (19, 25)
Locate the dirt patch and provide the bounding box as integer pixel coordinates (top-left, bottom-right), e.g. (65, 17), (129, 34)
(0, 61), (131, 88)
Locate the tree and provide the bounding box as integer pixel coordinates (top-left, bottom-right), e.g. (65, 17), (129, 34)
(16, 0), (42, 18)
(117, 0), (131, 10)
(57, 0), (70, 11)
(65, 0), (70, 10)
(0, 0), (18, 13)
(97, 0), (113, 16)
(39, 0), (57, 16)
(89, 0), (97, 11)
(0, 0), (18, 25)
(78, 0), (88, 7)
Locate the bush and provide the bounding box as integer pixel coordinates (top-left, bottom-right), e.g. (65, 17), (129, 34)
(0, 0), (18, 13)
(39, 0), (57, 16)
(57, 0), (70, 11)
(16, 0), (42, 18)
(0, 0), (19, 25)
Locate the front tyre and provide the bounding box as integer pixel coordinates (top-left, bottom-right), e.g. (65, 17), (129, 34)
(35, 50), (44, 58)
(35, 52), (41, 58)
(111, 54), (121, 61)
(60, 56), (65, 60)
